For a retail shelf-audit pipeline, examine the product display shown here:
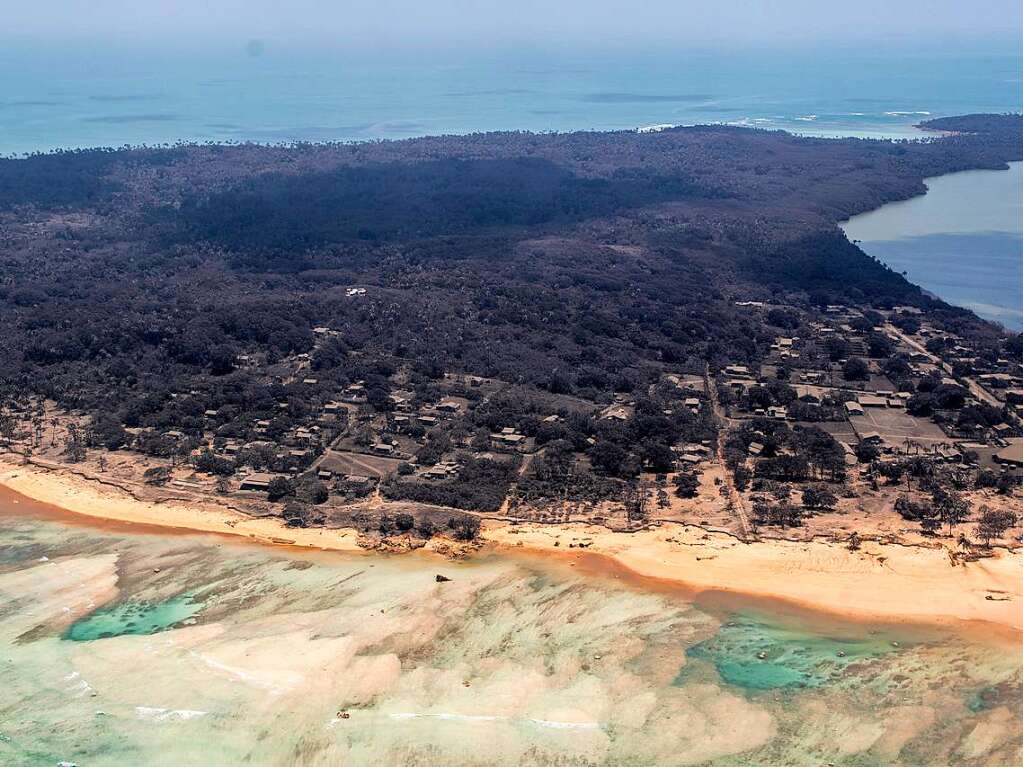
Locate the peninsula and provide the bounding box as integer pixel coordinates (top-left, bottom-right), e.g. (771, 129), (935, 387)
(3, 114), (1023, 631)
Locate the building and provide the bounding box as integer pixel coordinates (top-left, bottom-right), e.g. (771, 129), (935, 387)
(239, 473), (275, 492)
(858, 395), (889, 408)
(423, 462), (459, 480)
(601, 405), (631, 422)
(724, 365), (752, 379)
(995, 441), (1023, 467)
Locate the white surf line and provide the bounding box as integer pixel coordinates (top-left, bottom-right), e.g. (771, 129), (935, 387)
(526, 718), (603, 730)
(188, 650), (286, 695)
(135, 706), (208, 722)
(62, 670), (94, 699)
(357, 712), (605, 731)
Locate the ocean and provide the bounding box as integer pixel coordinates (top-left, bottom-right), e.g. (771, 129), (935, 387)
(3, 497), (1023, 766)
(2, 42), (1022, 325)
(2, 45), (1023, 155)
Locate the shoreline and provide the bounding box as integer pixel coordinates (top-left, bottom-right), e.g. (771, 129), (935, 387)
(2, 460), (1023, 635)
(0, 461), (364, 553)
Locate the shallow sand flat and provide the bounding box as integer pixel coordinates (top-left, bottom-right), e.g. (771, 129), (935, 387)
(6, 511), (1023, 765)
(487, 521), (1023, 633)
(0, 554), (119, 639)
(4, 460), (1023, 634)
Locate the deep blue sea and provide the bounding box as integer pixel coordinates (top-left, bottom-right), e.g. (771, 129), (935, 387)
(2, 43), (1023, 328)
(3, 45), (1023, 154)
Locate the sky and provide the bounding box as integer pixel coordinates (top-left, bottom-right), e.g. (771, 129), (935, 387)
(6, 0), (1023, 52)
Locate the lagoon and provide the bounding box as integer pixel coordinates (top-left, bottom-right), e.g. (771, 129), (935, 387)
(3, 499), (1023, 765)
(842, 162), (1023, 330)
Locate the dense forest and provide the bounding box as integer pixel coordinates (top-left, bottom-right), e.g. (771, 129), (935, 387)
(2, 114), (1023, 422)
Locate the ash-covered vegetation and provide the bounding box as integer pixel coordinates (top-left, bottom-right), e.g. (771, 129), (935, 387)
(2, 115), (1023, 525)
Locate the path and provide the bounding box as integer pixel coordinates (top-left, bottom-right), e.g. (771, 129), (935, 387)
(705, 365), (755, 542)
(885, 323), (1000, 407)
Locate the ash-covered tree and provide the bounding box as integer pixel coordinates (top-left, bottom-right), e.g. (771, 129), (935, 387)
(976, 505), (1017, 547)
(842, 357), (870, 381)
(932, 488), (969, 536)
(267, 476), (295, 502)
(802, 486), (837, 510)
(673, 471), (700, 499)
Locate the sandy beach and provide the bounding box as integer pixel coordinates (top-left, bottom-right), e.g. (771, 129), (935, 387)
(3, 460), (1023, 634)
(0, 461), (363, 553)
(488, 523), (1023, 634)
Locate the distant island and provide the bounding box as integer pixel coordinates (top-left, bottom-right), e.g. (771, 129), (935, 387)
(2, 114), (1023, 626)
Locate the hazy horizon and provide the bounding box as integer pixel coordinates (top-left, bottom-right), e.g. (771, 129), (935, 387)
(5, 0), (1023, 52)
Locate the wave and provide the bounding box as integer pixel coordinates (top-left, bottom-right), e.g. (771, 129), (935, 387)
(380, 711), (604, 730)
(135, 706), (208, 722)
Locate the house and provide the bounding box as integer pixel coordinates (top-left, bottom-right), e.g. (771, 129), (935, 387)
(423, 462), (459, 480)
(492, 430), (526, 448)
(724, 365), (752, 379)
(389, 394), (412, 411)
(839, 442), (858, 466)
(601, 405), (631, 422)
(317, 469), (334, 480)
(372, 442), (396, 456)
(239, 472), (275, 492)
(844, 401), (865, 416)
(302, 378), (319, 386)
(679, 443), (711, 456)
(995, 441), (1023, 467)
(436, 399), (463, 414)
(858, 395), (889, 408)
(748, 442), (765, 457)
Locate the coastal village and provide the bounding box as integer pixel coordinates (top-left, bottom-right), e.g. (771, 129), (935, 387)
(1, 296), (1020, 556)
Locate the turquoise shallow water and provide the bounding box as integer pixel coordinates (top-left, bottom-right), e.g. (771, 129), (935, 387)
(2, 45), (1023, 154)
(3, 502), (1023, 765)
(64, 592), (203, 641)
(683, 613), (903, 692)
